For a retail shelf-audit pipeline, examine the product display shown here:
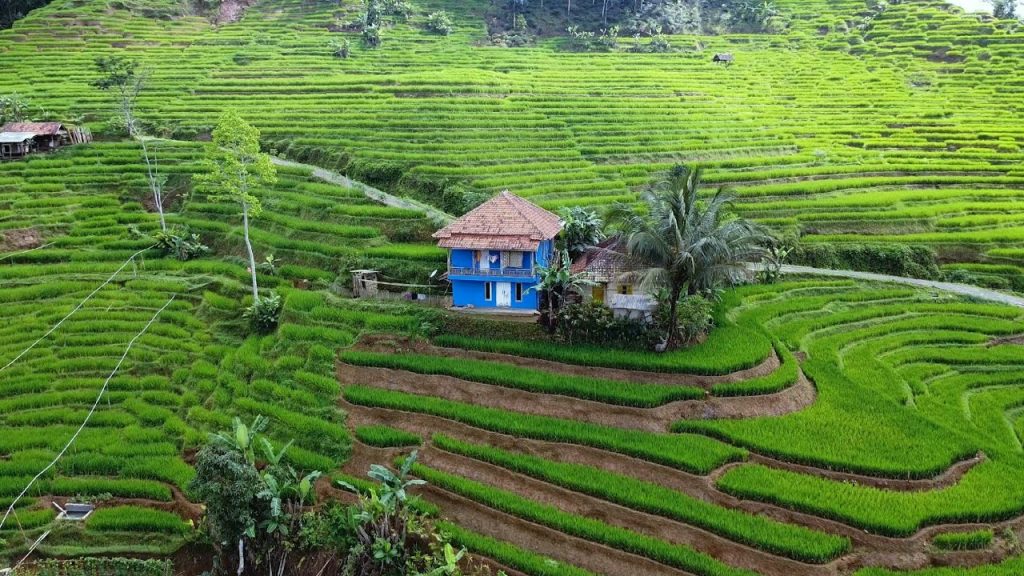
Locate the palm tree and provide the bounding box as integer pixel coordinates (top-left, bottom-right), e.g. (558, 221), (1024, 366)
(610, 165), (768, 347)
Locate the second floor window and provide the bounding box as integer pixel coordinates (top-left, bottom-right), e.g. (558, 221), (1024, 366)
(501, 251), (525, 268)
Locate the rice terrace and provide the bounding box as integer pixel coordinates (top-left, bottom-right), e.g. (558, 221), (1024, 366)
(4, 0), (1024, 574)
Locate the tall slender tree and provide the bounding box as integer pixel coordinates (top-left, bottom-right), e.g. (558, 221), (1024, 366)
(92, 56), (167, 231)
(610, 165), (768, 347)
(196, 109), (277, 303)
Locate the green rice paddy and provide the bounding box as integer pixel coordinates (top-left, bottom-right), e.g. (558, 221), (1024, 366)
(2, 0), (1024, 573)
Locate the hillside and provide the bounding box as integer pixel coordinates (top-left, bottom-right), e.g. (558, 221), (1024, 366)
(1, 0), (1024, 575)
(2, 0), (1024, 281)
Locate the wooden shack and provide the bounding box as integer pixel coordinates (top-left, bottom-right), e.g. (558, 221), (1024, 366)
(0, 122), (67, 151)
(713, 53), (734, 64)
(351, 269), (380, 298)
(0, 132), (36, 159)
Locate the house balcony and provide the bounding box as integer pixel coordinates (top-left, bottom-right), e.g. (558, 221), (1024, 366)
(448, 266), (536, 279)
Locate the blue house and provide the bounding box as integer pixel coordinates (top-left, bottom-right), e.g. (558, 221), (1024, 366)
(434, 191), (562, 312)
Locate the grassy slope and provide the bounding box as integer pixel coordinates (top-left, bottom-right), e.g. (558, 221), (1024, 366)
(1, 0), (1024, 270)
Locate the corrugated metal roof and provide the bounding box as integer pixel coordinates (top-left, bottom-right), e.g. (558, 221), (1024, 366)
(0, 132), (37, 143)
(0, 122), (63, 135)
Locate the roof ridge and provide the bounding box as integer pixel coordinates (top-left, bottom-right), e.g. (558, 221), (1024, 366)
(433, 190), (561, 242)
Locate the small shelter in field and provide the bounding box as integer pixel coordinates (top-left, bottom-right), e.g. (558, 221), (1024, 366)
(0, 132), (36, 159)
(433, 190), (562, 312)
(0, 122), (67, 151)
(351, 269), (380, 297)
(571, 236), (657, 321)
(712, 53), (734, 64)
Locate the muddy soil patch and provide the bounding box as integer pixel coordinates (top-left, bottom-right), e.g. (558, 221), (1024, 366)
(0, 228), (43, 252)
(216, 0), (254, 24)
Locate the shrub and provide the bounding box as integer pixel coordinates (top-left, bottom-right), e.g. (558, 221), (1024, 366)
(362, 24), (381, 48)
(556, 301), (654, 349)
(153, 226), (209, 261)
(329, 38), (351, 58)
(789, 243), (940, 279)
(424, 11), (452, 35)
(675, 294), (715, 343)
(245, 292), (283, 333)
(566, 26), (618, 52)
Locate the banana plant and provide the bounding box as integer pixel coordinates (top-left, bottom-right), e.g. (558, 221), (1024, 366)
(212, 415), (268, 465)
(418, 543), (467, 576)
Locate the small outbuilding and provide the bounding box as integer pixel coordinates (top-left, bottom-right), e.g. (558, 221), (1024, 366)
(351, 269), (381, 298)
(0, 121), (67, 152)
(712, 53), (734, 64)
(0, 132), (37, 159)
(571, 236), (657, 321)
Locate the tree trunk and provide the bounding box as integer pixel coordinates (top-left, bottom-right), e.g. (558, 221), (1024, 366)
(138, 136), (166, 232)
(242, 202), (260, 303)
(666, 284), (683, 349)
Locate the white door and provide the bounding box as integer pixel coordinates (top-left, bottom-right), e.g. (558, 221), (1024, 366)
(496, 282), (512, 307)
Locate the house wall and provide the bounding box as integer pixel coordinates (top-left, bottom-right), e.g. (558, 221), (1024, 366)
(451, 248), (537, 270)
(451, 278), (539, 310)
(446, 239), (556, 311)
(584, 279), (644, 305)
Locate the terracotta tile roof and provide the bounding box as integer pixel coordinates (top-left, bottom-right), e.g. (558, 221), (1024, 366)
(571, 236), (641, 282)
(0, 122), (63, 136)
(437, 234), (542, 250)
(434, 190), (562, 251)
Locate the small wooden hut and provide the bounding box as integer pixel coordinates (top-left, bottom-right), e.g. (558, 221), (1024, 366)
(351, 269), (380, 298)
(0, 132), (36, 159)
(712, 53), (734, 64)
